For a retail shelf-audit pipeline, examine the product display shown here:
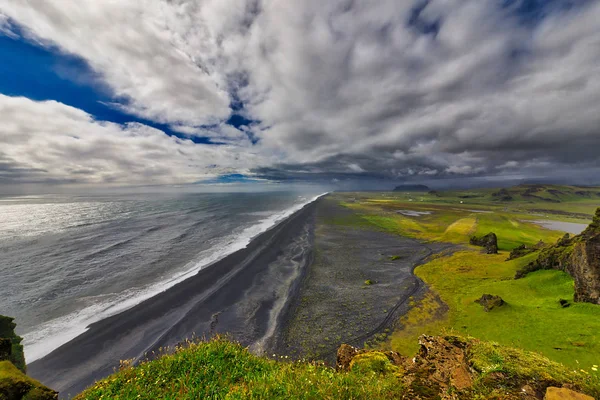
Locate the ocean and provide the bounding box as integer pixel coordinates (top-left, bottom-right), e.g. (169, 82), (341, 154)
(0, 191), (322, 363)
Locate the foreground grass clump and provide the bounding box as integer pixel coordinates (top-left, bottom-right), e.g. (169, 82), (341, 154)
(76, 337), (403, 400)
(0, 361), (57, 400)
(77, 335), (600, 400)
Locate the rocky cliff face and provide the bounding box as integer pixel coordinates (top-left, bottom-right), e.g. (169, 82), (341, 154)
(0, 315), (58, 400)
(517, 208), (600, 305)
(0, 316), (25, 373)
(571, 235), (600, 303)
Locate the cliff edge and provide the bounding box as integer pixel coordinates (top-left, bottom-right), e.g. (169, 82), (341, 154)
(517, 208), (600, 304)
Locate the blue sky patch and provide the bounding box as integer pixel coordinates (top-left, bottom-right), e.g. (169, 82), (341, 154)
(0, 22), (249, 145)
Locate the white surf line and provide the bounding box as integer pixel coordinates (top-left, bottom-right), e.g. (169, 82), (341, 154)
(23, 192), (329, 362)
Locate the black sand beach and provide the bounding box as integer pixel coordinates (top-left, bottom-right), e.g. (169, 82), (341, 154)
(276, 197), (453, 361)
(29, 200), (317, 398)
(29, 196), (452, 398)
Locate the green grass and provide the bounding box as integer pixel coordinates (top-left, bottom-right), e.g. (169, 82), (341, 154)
(0, 360), (56, 400)
(414, 251), (600, 369)
(331, 187), (600, 370)
(467, 338), (600, 398)
(76, 338), (403, 400)
(74, 336), (600, 400)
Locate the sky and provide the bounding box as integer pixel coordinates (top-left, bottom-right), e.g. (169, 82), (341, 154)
(0, 0), (599, 192)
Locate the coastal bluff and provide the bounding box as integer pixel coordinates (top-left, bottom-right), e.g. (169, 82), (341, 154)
(517, 208), (600, 304)
(0, 316), (57, 400)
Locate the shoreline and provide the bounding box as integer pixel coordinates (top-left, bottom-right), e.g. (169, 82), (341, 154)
(23, 192), (327, 363)
(29, 197), (320, 398)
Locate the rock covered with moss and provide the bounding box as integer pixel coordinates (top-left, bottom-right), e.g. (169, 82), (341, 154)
(475, 294), (505, 312)
(0, 315), (58, 400)
(0, 316), (25, 374)
(469, 232), (498, 254)
(517, 208), (600, 304)
(0, 361), (58, 400)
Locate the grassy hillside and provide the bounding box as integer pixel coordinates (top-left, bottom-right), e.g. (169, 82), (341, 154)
(75, 337), (402, 399)
(75, 336), (600, 399)
(332, 185), (600, 369)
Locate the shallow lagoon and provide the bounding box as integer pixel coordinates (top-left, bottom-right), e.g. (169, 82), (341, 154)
(530, 220), (588, 235)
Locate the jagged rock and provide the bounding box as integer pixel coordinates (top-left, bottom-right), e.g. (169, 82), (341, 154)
(0, 316), (25, 374)
(544, 386), (594, 400)
(570, 234), (600, 304)
(470, 232), (498, 254)
(402, 335), (474, 398)
(336, 344), (361, 371)
(518, 208), (600, 305)
(476, 294), (505, 312)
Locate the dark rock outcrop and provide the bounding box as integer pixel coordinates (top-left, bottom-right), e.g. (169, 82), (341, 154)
(517, 208), (600, 305)
(0, 316), (25, 374)
(476, 294), (505, 312)
(570, 234), (600, 303)
(0, 316), (58, 399)
(470, 232), (498, 254)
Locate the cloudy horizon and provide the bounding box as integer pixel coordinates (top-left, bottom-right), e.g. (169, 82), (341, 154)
(1, 0), (599, 193)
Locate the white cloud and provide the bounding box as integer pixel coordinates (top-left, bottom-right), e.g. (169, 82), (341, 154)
(1, 0), (600, 184)
(0, 94), (266, 185)
(0, 1), (231, 126)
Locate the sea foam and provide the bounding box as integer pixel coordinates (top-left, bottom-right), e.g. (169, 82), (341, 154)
(23, 192), (328, 362)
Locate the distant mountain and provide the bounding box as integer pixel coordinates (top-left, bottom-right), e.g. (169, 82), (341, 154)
(490, 184), (600, 203)
(393, 184), (430, 192)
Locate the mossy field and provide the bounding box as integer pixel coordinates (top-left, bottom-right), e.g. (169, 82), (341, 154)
(331, 184), (600, 370)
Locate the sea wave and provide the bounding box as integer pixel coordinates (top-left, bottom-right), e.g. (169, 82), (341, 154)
(23, 192), (328, 362)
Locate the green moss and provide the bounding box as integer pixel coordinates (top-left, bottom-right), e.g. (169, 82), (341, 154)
(468, 339), (600, 398)
(0, 361), (57, 400)
(0, 315), (26, 373)
(349, 352), (399, 375)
